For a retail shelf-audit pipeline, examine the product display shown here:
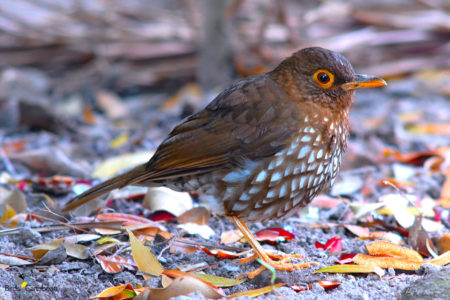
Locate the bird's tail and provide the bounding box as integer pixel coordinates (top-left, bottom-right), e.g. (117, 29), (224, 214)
(62, 164), (149, 212)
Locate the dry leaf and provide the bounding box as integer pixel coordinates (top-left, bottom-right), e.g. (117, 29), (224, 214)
(353, 254), (423, 270)
(192, 273), (246, 287)
(220, 229), (244, 244)
(437, 234), (450, 254)
(227, 283), (285, 299)
(96, 255), (137, 273)
(177, 207), (210, 225)
(146, 276), (224, 300)
(91, 151), (154, 178)
(365, 241), (423, 261)
(90, 283), (142, 299)
(177, 223), (215, 239)
(315, 264), (385, 279)
(127, 229), (164, 279)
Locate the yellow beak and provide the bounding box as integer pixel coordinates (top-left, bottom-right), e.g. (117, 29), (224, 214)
(339, 74), (387, 91)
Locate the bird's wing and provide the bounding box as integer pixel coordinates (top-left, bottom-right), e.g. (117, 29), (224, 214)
(138, 74), (303, 181)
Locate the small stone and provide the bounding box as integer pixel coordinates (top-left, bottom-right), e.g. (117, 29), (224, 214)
(387, 267), (395, 276)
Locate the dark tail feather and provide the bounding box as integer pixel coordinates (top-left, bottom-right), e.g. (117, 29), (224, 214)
(62, 164), (148, 212)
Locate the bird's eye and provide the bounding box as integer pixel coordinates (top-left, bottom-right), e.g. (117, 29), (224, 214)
(313, 69), (334, 88)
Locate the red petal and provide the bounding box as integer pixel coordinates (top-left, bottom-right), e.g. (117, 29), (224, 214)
(315, 237), (343, 253)
(148, 210), (177, 222)
(256, 228), (294, 243)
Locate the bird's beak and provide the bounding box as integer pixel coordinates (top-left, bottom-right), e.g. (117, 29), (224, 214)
(339, 74), (387, 91)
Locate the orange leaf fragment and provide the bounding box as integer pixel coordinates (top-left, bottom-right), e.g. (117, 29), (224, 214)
(96, 255), (137, 273)
(227, 283), (285, 299)
(353, 254), (422, 271)
(365, 241), (423, 261)
(290, 280), (341, 292)
(437, 234), (450, 254)
(200, 247), (248, 259)
(90, 283), (139, 299)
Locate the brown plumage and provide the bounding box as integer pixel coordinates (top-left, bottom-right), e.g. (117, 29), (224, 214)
(63, 47), (386, 272)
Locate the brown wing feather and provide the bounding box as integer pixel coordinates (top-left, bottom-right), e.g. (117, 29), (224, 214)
(62, 74), (303, 211)
(142, 74), (303, 181)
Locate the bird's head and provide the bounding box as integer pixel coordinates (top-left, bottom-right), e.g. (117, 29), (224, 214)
(271, 47), (386, 111)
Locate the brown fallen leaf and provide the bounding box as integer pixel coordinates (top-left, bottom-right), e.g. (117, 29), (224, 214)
(143, 276), (224, 300)
(177, 207), (210, 225)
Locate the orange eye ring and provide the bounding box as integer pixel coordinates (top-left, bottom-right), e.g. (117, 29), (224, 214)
(313, 69), (334, 88)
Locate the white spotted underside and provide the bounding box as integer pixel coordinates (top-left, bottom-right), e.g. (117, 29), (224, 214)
(163, 114), (348, 222)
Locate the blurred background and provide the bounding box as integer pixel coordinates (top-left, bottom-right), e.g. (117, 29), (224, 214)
(0, 0), (449, 172)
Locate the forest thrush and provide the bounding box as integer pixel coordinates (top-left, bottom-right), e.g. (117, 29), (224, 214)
(63, 47), (386, 273)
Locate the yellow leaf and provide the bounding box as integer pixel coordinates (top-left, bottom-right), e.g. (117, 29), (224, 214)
(90, 284), (135, 299)
(91, 151), (154, 178)
(365, 241), (423, 261)
(127, 229), (164, 279)
(192, 273), (245, 287)
(0, 204), (16, 224)
(227, 283), (285, 299)
(109, 133), (128, 149)
(314, 264), (385, 279)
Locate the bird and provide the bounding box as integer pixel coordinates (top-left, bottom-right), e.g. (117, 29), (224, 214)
(63, 47), (386, 274)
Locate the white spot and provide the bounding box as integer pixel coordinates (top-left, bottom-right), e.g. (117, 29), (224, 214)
(291, 177), (298, 191)
(307, 176), (314, 188)
(275, 156), (284, 167)
(284, 201), (291, 212)
(307, 163), (317, 171)
(293, 196), (303, 206)
(304, 115), (309, 122)
(308, 151), (316, 163)
(279, 183), (288, 198)
(271, 171), (282, 182)
(299, 176), (307, 189)
(254, 170), (267, 182)
(223, 187), (234, 199)
(223, 169), (250, 183)
(249, 186), (262, 194)
(240, 193), (251, 201)
(301, 135), (311, 142)
(293, 165), (302, 175)
(330, 123), (335, 130)
(268, 160), (276, 170)
(315, 134), (322, 142)
(297, 146), (311, 159)
(232, 201), (247, 211)
(267, 189), (277, 198)
(284, 165), (293, 177)
(317, 164), (324, 174)
(316, 149), (324, 159)
(323, 117), (329, 122)
(313, 176), (320, 186)
(262, 197), (274, 204)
